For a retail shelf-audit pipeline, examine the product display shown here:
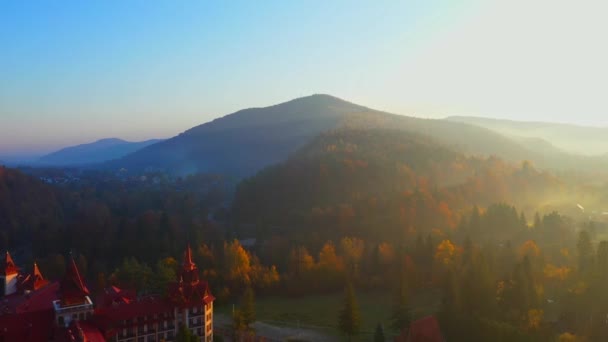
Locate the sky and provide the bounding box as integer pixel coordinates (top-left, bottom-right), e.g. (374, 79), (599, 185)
(1, 0), (608, 156)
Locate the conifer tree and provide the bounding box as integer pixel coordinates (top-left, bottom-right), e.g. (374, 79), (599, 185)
(374, 323), (385, 342)
(577, 230), (593, 272)
(338, 283), (360, 341)
(241, 286), (256, 328)
(390, 275), (411, 332)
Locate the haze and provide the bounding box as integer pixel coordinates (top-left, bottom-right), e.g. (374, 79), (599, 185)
(2, 0), (608, 155)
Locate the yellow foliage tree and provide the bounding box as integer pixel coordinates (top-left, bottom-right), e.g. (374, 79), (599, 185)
(519, 240), (540, 259)
(558, 332), (579, 342)
(223, 240), (252, 287)
(527, 309), (543, 330)
(435, 240), (456, 266)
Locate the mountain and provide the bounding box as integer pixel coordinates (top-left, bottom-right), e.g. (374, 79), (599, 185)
(231, 128), (564, 239)
(38, 138), (162, 166)
(106, 94), (608, 177)
(446, 116), (608, 156)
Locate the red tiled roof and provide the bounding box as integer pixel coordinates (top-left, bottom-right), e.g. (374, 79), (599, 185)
(0, 309), (55, 342)
(96, 286), (135, 309)
(18, 263), (50, 293)
(0, 281), (59, 315)
(0, 283), (59, 342)
(1, 251), (19, 276)
(65, 321), (106, 342)
(405, 316), (444, 342)
(93, 295), (176, 338)
(60, 257), (90, 305)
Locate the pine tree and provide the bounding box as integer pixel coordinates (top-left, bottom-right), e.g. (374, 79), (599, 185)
(374, 323), (385, 342)
(176, 324), (199, 342)
(390, 276), (411, 332)
(533, 212), (542, 230)
(577, 230), (593, 272)
(469, 206), (481, 235)
(519, 212), (528, 229)
(338, 283), (360, 340)
(241, 286), (256, 328)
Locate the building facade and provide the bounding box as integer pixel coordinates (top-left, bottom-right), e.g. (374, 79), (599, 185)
(0, 245), (214, 342)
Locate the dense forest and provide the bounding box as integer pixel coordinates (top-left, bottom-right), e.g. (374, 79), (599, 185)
(3, 128), (608, 340)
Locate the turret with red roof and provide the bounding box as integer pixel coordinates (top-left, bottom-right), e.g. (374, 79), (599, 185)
(1, 251), (20, 296)
(60, 255), (90, 306)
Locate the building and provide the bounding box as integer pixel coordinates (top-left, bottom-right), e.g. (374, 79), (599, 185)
(394, 316), (444, 342)
(0, 245), (214, 342)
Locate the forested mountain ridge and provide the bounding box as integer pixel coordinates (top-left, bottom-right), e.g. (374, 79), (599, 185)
(447, 115), (608, 156)
(0, 166), (63, 249)
(39, 138), (163, 166)
(232, 128), (567, 242)
(106, 94), (605, 177)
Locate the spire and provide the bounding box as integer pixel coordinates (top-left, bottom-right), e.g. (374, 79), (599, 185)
(19, 262), (49, 292)
(183, 244), (196, 272)
(60, 255), (90, 306)
(33, 262), (43, 282)
(181, 244), (199, 284)
(1, 251), (18, 276)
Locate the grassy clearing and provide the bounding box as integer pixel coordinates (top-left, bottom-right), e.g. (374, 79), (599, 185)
(217, 288), (442, 338)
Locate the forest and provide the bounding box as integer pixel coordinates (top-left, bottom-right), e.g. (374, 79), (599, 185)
(2, 128), (608, 341)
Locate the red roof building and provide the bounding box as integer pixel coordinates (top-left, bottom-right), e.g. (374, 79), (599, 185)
(0, 246), (215, 342)
(1, 251), (20, 296)
(394, 316), (445, 342)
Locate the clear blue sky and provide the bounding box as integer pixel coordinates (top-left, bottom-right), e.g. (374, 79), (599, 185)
(2, 0), (607, 155)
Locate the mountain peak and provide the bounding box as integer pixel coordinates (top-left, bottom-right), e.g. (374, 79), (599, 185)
(95, 138), (128, 144)
(279, 93), (365, 109)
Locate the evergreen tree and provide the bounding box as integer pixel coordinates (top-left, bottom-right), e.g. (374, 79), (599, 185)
(176, 324), (199, 342)
(374, 323), (385, 342)
(469, 206), (481, 235)
(390, 276), (411, 332)
(241, 286), (256, 328)
(519, 212), (527, 229)
(338, 283), (361, 340)
(462, 235), (473, 266)
(577, 230), (593, 272)
(533, 212), (542, 230)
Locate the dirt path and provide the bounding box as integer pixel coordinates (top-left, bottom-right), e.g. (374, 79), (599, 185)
(214, 314), (339, 342)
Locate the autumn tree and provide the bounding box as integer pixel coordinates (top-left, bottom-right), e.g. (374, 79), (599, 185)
(223, 240), (251, 290)
(435, 239), (457, 266)
(340, 237), (364, 278)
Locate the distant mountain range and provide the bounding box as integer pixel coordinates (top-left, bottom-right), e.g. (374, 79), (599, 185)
(38, 138), (163, 166)
(447, 116), (608, 156)
(104, 94), (608, 177)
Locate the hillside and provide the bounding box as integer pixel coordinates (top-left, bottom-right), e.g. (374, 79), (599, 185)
(447, 116), (608, 156)
(38, 138), (162, 166)
(0, 166), (63, 251)
(107, 95), (607, 177)
(231, 128), (566, 240)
